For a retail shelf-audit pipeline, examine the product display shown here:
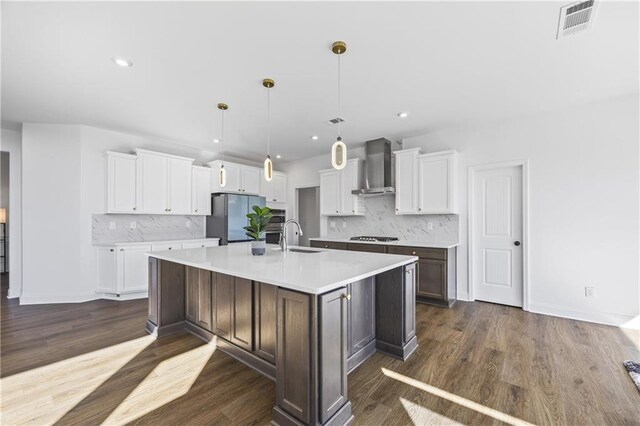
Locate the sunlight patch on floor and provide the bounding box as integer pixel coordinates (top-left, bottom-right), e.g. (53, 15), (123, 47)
(0, 335), (155, 425)
(101, 337), (217, 425)
(400, 397), (463, 425)
(382, 368), (534, 426)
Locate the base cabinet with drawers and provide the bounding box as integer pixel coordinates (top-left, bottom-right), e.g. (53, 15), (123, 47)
(310, 240), (457, 307)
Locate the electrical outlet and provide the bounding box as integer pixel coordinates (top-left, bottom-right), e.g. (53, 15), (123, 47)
(585, 286), (595, 297)
(427, 222), (433, 230)
(342, 220), (347, 229)
(185, 220), (191, 228)
(109, 221), (116, 230)
(330, 221), (336, 229)
(130, 222), (136, 230)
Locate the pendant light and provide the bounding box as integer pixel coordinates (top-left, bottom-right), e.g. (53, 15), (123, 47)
(217, 102), (228, 187)
(263, 78), (275, 182)
(331, 41), (347, 170)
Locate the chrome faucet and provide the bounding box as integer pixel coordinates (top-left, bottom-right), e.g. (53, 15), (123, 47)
(280, 219), (304, 252)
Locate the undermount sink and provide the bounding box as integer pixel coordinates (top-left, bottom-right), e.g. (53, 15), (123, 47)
(286, 248), (321, 254)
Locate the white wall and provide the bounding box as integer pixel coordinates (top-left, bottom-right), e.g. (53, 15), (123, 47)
(21, 124), (216, 304)
(0, 128), (22, 298)
(403, 95), (639, 326)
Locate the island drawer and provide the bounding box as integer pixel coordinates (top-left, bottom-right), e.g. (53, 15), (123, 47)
(387, 246), (447, 261)
(310, 240), (348, 250)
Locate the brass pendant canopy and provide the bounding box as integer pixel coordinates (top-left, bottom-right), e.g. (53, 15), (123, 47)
(262, 78), (275, 88)
(332, 41), (347, 55)
(217, 103), (228, 110)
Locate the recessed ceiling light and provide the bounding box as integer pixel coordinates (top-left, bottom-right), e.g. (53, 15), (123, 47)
(112, 56), (133, 68)
(397, 112), (409, 118)
(276, 154), (282, 159)
(311, 135), (319, 141)
(213, 139), (220, 144)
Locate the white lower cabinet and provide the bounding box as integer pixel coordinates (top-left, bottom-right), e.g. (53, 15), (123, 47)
(118, 245), (152, 294)
(96, 239), (219, 296)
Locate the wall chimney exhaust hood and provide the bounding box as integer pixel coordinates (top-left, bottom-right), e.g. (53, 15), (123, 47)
(352, 138), (395, 196)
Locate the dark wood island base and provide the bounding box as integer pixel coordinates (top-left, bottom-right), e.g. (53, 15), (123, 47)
(146, 256), (417, 426)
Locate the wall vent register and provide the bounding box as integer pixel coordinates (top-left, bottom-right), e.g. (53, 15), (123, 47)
(557, 0), (597, 39)
(350, 236), (399, 242)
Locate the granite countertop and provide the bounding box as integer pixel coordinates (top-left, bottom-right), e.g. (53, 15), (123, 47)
(146, 242), (417, 295)
(308, 237), (460, 249)
(93, 237), (220, 248)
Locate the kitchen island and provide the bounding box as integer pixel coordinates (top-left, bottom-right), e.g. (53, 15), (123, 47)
(146, 243), (418, 426)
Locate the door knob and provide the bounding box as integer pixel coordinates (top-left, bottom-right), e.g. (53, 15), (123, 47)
(514, 241), (521, 246)
(343, 293), (351, 301)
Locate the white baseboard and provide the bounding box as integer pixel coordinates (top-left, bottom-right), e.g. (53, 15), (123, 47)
(456, 291), (470, 302)
(99, 292), (148, 301)
(528, 302), (636, 328)
(7, 288), (20, 299)
(20, 292), (100, 305)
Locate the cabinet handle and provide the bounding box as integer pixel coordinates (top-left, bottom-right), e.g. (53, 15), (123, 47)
(324, 245), (329, 248)
(419, 208), (422, 211)
(336, 210), (339, 213)
(133, 207), (136, 211)
(273, 198), (276, 202)
(110, 249), (114, 252)
(343, 293), (351, 301)
(195, 209), (198, 212)
(168, 247), (172, 250)
(352, 209), (355, 213)
(412, 251), (416, 255)
(396, 208), (399, 211)
(201, 245), (205, 248)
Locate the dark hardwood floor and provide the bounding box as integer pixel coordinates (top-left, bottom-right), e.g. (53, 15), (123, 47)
(1, 274), (638, 425)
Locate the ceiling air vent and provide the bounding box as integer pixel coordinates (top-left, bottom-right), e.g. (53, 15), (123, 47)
(557, 0), (597, 39)
(327, 117), (345, 125)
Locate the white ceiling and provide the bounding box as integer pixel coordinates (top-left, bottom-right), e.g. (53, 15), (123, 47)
(2, 1), (638, 161)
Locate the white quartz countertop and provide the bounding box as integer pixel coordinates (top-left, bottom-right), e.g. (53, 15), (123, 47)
(146, 242), (418, 295)
(94, 238), (220, 248)
(308, 237), (460, 249)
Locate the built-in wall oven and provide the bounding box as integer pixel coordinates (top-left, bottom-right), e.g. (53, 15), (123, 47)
(266, 209), (286, 244)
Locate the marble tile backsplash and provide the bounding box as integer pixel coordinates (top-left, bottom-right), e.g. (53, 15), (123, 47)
(92, 214), (206, 244)
(326, 196), (459, 243)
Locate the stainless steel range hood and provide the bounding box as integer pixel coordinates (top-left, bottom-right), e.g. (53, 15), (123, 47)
(351, 138), (395, 196)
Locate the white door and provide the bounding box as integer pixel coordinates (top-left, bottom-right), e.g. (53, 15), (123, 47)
(320, 170), (340, 215)
(395, 151), (418, 214)
(273, 172), (287, 203)
(241, 166), (261, 194)
(96, 247), (117, 293)
(473, 165), (523, 307)
(117, 245), (152, 294)
(108, 155), (138, 213)
(168, 158), (192, 214)
(192, 168), (212, 215)
(138, 153), (168, 213)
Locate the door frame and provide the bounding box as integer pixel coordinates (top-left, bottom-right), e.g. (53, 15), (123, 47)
(467, 160), (530, 310)
(293, 185), (321, 246)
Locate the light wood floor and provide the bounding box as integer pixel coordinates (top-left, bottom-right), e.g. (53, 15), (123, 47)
(1, 275), (638, 425)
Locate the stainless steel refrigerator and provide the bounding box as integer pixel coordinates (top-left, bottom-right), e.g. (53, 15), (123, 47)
(206, 193), (267, 245)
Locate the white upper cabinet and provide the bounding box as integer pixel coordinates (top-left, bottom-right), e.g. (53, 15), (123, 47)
(418, 151), (458, 214)
(168, 158), (193, 214)
(241, 167), (261, 195)
(137, 150), (169, 213)
(394, 149), (458, 215)
(192, 166), (212, 215)
(319, 159), (364, 216)
(320, 169), (341, 215)
(394, 149), (420, 214)
(272, 172), (287, 203)
(135, 149), (194, 214)
(107, 152), (138, 213)
(208, 160), (265, 194)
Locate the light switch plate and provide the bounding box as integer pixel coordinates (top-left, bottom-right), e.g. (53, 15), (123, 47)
(130, 222), (136, 230)
(330, 221), (336, 229)
(585, 286), (595, 297)
(185, 220), (191, 228)
(109, 221), (116, 230)
(342, 220), (347, 229)
(427, 222), (433, 230)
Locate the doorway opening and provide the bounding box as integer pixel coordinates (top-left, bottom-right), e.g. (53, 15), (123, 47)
(1, 151), (10, 299)
(468, 161), (529, 309)
(296, 187), (320, 247)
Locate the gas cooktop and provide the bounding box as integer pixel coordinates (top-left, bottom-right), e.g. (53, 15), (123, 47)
(349, 236), (399, 242)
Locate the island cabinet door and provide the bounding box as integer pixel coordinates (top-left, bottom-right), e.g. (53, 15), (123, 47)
(347, 277), (376, 358)
(231, 277), (254, 351)
(212, 273), (233, 339)
(185, 267), (213, 332)
(253, 281), (277, 364)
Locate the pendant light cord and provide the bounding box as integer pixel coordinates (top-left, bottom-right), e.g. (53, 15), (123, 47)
(220, 108), (225, 164)
(267, 86), (271, 156)
(337, 53), (342, 139)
